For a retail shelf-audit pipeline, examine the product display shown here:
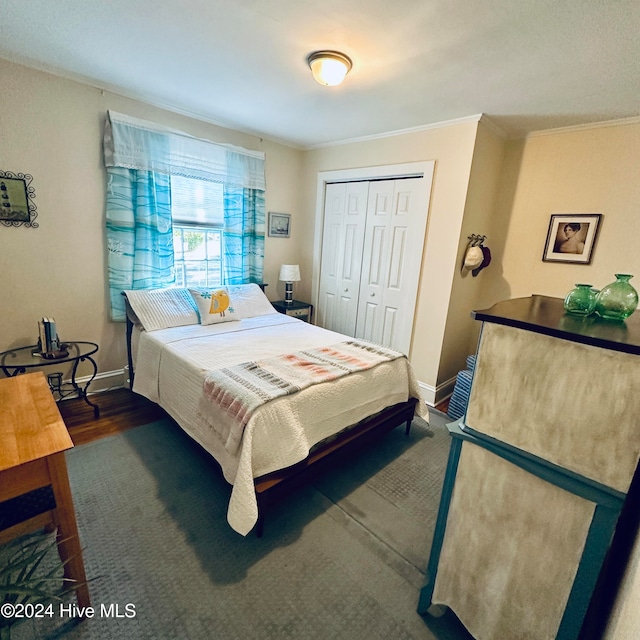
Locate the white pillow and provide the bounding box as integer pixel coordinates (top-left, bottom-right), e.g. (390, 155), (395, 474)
(123, 288), (199, 331)
(189, 287), (239, 325)
(226, 284), (277, 318)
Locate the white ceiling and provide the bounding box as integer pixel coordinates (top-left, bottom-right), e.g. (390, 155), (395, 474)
(2, 0), (639, 148)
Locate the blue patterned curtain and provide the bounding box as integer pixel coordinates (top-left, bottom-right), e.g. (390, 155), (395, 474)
(106, 167), (174, 321)
(103, 111), (266, 321)
(223, 187), (265, 284)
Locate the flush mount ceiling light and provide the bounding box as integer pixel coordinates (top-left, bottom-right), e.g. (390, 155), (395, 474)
(307, 50), (352, 86)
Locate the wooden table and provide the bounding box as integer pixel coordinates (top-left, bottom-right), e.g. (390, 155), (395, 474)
(0, 372), (90, 607)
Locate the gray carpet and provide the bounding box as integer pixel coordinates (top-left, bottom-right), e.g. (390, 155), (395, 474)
(14, 410), (473, 640)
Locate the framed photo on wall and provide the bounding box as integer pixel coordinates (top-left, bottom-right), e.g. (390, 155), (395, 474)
(542, 214), (603, 264)
(0, 170), (38, 228)
(268, 212), (291, 238)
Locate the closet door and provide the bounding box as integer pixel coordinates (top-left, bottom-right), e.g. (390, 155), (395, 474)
(316, 181), (369, 336)
(355, 178), (429, 355)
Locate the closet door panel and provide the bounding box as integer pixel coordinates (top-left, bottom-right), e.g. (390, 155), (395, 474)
(342, 223), (361, 282)
(355, 181), (393, 343)
(357, 225), (387, 344)
(317, 220), (340, 330)
(388, 226), (407, 289)
(381, 307), (398, 348)
(320, 291), (336, 330)
(368, 226), (386, 285)
(317, 182), (368, 334)
(391, 179), (430, 354)
(335, 294), (357, 336)
(364, 179), (429, 354)
(359, 301), (379, 343)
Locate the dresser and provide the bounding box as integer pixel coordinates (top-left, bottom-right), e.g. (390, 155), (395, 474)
(418, 295), (640, 640)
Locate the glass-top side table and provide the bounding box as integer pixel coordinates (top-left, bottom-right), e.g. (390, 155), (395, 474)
(0, 342), (100, 417)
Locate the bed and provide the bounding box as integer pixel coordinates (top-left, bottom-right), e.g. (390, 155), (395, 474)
(123, 284), (427, 536)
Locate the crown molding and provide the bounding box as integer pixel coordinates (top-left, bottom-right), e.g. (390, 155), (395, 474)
(526, 115), (640, 139)
(477, 115), (509, 139)
(307, 114), (484, 150)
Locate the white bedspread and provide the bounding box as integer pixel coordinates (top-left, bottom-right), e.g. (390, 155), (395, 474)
(132, 313), (427, 535)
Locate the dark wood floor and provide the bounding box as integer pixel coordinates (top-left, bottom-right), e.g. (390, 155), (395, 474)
(60, 388), (450, 445)
(59, 388), (167, 446)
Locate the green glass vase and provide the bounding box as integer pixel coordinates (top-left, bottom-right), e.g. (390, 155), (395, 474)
(594, 274), (639, 320)
(563, 284), (597, 316)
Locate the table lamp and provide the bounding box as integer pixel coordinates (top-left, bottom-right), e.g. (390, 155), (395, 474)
(279, 264), (301, 304)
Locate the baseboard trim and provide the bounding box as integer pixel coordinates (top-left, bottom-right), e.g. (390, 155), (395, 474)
(61, 368), (125, 399)
(419, 376), (456, 408)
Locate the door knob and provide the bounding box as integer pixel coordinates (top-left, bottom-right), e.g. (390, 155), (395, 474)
(370, 293), (375, 297)
(344, 288), (349, 292)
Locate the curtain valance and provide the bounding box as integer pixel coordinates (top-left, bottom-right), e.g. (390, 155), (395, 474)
(103, 111), (265, 191)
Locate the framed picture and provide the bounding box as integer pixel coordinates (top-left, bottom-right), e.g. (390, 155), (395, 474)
(0, 170), (38, 228)
(268, 212), (291, 238)
(542, 214), (603, 264)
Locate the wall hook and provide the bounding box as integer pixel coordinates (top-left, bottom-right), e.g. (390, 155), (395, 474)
(467, 234), (487, 247)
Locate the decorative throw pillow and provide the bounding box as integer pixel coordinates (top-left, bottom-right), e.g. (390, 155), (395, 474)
(189, 288), (239, 325)
(226, 283), (278, 318)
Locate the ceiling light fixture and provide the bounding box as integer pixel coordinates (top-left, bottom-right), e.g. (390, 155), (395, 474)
(307, 50), (352, 87)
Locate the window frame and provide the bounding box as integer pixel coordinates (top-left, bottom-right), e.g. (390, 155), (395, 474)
(172, 223), (224, 289)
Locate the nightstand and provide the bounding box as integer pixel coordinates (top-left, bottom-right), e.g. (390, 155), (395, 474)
(271, 300), (313, 323)
(0, 341), (100, 418)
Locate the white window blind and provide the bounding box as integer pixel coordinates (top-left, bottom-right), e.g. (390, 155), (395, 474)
(170, 176), (224, 226)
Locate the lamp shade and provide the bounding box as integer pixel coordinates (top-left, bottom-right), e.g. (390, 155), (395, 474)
(279, 264), (301, 282)
(307, 51), (352, 86)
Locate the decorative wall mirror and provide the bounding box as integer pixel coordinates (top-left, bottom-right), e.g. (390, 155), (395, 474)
(0, 170), (38, 228)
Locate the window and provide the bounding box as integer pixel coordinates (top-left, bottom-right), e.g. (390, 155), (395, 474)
(171, 175), (224, 288)
(173, 226), (222, 287)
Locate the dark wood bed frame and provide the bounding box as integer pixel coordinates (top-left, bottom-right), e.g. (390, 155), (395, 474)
(122, 291), (419, 536)
(253, 397), (417, 536)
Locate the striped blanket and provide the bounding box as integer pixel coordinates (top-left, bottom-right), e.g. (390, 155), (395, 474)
(202, 340), (404, 434)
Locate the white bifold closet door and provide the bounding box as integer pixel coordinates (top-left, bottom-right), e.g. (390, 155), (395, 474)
(317, 177), (429, 355)
(317, 181), (369, 337)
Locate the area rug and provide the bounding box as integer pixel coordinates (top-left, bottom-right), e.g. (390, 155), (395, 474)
(14, 410), (470, 640)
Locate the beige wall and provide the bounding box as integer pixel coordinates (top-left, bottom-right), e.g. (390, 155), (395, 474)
(499, 122), (640, 298)
(301, 121), (479, 396)
(440, 120), (508, 380)
(0, 58), (303, 381)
